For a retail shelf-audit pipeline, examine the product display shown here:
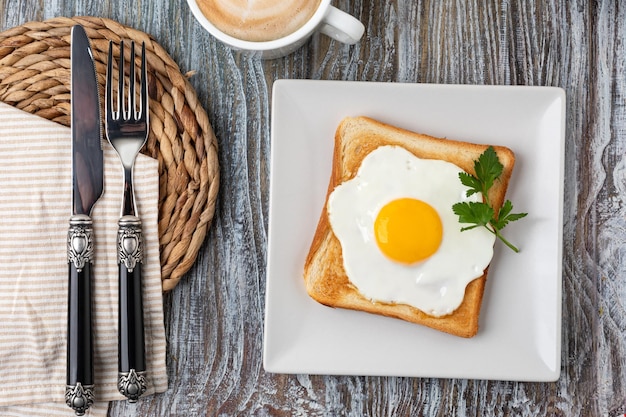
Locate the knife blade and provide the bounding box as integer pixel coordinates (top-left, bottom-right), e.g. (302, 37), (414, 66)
(65, 24), (103, 417)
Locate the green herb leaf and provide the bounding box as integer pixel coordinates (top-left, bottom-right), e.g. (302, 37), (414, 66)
(474, 146), (503, 195)
(458, 172), (482, 197)
(490, 200), (528, 230)
(452, 147), (527, 252)
(452, 202), (493, 227)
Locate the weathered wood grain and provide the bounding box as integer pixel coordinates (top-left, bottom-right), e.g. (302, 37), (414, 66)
(1, 0), (625, 415)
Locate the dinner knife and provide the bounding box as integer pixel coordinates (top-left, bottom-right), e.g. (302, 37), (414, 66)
(65, 24), (104, 417)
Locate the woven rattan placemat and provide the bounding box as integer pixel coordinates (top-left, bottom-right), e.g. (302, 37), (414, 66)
(0, 16), (219, 291)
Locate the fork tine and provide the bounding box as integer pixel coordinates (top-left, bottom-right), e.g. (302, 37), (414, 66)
(128, 41), (136, 120)
(139, 42), (147, 122)
(118, 40), (125, 119)
(106, 41), (114, 123)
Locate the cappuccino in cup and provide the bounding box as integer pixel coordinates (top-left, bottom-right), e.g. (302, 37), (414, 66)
(187, 0), (364, 58)
(196, 0), (321, 42)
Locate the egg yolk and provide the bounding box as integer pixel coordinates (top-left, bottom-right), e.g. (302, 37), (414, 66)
(374, 198), (443, 264)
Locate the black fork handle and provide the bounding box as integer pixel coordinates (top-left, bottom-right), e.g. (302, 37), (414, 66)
(117, 215), (147, 402)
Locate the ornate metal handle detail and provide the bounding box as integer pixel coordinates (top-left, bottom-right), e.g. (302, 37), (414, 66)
(118, 215), (143, 271)
(68, 215), (94, 272)
(65, 382), (95, 416)
(118, 369), (147, 402)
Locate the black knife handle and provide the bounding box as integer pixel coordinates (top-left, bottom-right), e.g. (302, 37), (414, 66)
(66, 214), (95, 416)
(117, 215), (147, 402)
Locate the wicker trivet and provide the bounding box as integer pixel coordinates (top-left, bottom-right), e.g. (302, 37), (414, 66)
(0, 16), (219, 292)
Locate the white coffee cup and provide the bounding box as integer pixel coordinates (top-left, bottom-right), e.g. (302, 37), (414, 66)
(186, 0), (365, 59)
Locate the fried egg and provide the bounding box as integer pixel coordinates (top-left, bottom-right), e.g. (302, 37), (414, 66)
(327, 145), (495, 317)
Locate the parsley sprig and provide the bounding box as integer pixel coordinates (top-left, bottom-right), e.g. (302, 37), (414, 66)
(452, 146), (527, 252)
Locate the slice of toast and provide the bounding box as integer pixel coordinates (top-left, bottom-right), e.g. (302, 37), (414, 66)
(303, 116), (516, 338)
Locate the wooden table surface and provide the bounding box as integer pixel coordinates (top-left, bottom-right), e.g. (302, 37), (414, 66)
(1, 1), (625, 416)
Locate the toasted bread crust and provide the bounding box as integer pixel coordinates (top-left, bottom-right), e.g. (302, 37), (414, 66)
(304, 116), (515, 338)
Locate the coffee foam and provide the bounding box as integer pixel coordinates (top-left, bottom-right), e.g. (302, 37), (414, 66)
(197, 0), (321, 42)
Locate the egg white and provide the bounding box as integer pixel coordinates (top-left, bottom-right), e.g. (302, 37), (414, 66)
(327, 145), (495, 317)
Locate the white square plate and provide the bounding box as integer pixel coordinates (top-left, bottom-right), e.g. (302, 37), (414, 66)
(263, 80), (564, 381)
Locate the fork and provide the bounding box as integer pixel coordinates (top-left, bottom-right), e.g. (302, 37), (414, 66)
(105, 40), (149, 403)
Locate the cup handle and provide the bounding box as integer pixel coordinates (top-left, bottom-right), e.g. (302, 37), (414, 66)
(319, 6), (365, 45)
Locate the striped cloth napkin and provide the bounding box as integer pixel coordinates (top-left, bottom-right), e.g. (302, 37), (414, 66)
(0, 102), (168, 416)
